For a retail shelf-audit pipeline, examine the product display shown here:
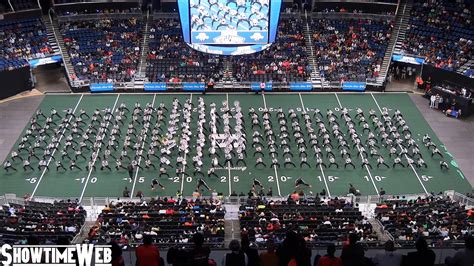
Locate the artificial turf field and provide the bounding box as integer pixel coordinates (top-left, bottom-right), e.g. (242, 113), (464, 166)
(0, 92), (471, 202)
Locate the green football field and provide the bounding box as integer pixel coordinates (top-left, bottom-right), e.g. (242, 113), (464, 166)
(0, 92), (471, 202)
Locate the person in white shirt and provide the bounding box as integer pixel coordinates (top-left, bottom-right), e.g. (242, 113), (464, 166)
(430, 94), (436, 108)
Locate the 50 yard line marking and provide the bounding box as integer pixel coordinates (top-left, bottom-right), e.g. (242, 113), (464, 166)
(180, 93), (193, 195)
(299, 93), (331, 197)
(79, 94), (121, 203)
(130, 94), (156, 198)
(262, 93), (281, 196)
(31, 94), (84, 199)
(334, 93), (379, 195)
(370, 93), (429, 195)
(226, 93), (232, 196)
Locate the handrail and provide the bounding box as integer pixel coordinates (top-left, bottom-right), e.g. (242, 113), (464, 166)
(310, 12), (395, 19)
(57, 11), (141, 22)
(138, 8), (150, 76)
(7, 0), (14, 12)
(381, 0), (408, 83)
(48, 9), (75, 87)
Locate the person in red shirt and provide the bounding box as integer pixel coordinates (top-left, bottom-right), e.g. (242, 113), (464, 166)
(136, 235), (160, 266)
(316, 244), (342, 266)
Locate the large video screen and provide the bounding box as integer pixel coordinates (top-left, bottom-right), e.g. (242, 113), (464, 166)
(178, 0), (282, 55)
(189, 0), (270, 45)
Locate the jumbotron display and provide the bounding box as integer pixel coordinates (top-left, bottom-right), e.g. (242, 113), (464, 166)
(178, 0), (282, 55)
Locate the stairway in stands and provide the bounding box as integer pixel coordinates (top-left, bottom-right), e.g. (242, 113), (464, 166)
(43, 16), (60, 55)
(303, 12), (325, 89)
(374, 0), (413, 86)
(223, 204), (241, 246)
(47, 14), (78, 84)
(136, 9), (152, 84)
(456, 59), (473, 77)
(72, 220), (96, 244)
(222, 58), (236, 82)
(393, 0), (414, 55)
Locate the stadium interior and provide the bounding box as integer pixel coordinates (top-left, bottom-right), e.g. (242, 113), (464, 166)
(0, 0), (473, 265)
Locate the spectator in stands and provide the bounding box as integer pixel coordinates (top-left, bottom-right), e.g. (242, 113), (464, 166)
(259, 239), (279, 266)
(446, 236), (474, 266)
(316, 243), (342, 266)
(297, 237), (312, 266)
(276, 231), (299, 266)
(372, 240), (402, 266)
(136, 235), (160, 266)
(341, 233), (365, 266)
(111, 241), (125, 266)
(401, 237), (435, 266)
(189, 233), (211, 266)
(222, 239), (247, 266)
(242, 236), (260, 266)
(167, 245), (189, 266)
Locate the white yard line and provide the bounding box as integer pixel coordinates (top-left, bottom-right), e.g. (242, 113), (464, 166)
(335, 93), (379, 195)
(262, 93), (281, 196)
(79, 94), (121, 203)
(180, 93), (193, 194)
(226, 93), (232, 196)
(299, 93), (331, 197)
(130, 94), (157, 198)
(31, 94), (84, 199)
(370, 93), (429, 195)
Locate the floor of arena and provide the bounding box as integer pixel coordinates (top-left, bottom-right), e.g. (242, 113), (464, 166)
(0, 92), (471, 202)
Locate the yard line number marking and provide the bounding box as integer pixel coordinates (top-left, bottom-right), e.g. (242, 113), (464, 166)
(79, 94), (121, 203)
(334, 93), (380, 195)
(299, 93), (332, 197)
(31, 94), (84, 199)
(130, 94), (157, 198)
(370, 93), (429, 195)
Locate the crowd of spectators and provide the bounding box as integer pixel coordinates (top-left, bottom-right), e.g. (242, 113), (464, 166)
(239, 196), (377, 248)
(146, 18), (224, 83)
(0, 200), (86, 244)
(315, 7), (395, 15)
(376, 196), (474, 246)
(400, 0), (472, 73)
(311, 18), (393, 82)
(0, 18), (53, 71)
(61, 17), (142, 83)
(87, 197), (225, 247)
(231, 18), (311, 83)
(56, 7), (141, 16)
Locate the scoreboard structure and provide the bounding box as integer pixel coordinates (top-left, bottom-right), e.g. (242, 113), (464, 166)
(177, 0), (282, 55)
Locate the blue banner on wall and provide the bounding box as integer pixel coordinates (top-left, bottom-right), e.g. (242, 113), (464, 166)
(144, 83), (167, 91)
(90, 83), (114, 92)
(290, 82), (312, 91)
(342, 82), (366, 91)
(251, 82), (273, 91)
(392, 55), (425, 65)
(183, 83), (205, 91)
(29, 55), (62, 68)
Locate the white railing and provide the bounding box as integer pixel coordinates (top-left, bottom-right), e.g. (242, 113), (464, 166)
(445, 190), (474, 207)
(48, 9), (75, 86)
(7, 0), (14, 11)
(138, 8), (150, 76)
